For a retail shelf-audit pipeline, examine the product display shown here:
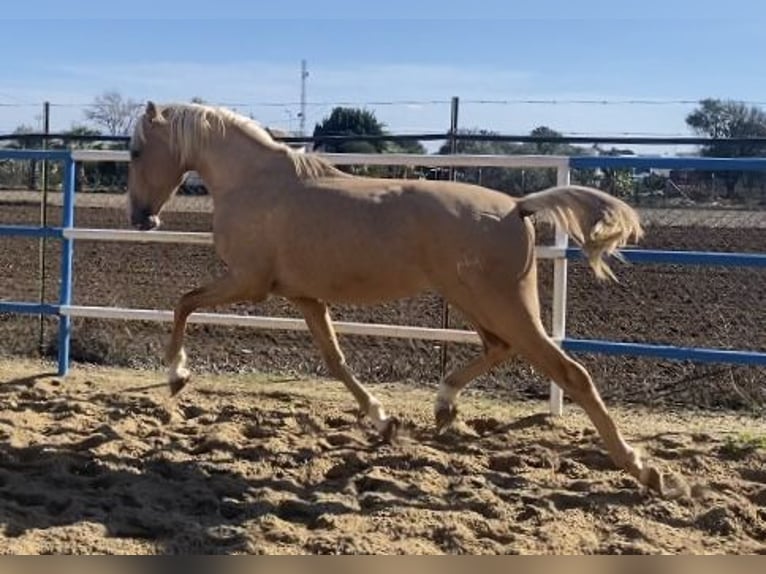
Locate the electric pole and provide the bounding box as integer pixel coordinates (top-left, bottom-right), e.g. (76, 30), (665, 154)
(299, 59), (308, 136)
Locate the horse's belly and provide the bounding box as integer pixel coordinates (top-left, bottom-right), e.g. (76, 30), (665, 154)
(274, 261), (430, 304)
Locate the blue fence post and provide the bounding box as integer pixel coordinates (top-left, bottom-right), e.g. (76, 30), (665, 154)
(57, 154), (76, 376)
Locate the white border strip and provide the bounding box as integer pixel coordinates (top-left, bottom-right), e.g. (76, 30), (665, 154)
(61, 305), (483, 344)
(71, 149), (569, 169)
(64, 228), (213, 244)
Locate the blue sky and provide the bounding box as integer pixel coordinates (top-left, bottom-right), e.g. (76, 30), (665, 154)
(2, 0), (765, 153)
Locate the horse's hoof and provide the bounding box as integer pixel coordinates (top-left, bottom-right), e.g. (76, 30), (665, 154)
(381, 417), (400, 443)
(169, 374), (190, 397)
(434, 402), (458, 434)
(642, 465), (665, 495)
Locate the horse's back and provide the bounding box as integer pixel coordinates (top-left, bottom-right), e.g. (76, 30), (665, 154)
(217, 175), (534, 304)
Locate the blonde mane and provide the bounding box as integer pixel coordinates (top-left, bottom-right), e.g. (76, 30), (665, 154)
(134, 102), (345, 179)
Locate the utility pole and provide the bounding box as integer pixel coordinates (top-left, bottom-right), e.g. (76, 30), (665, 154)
(299, 59), (308, 136)
(440, 96), (460, 377)
(38, 101), (50, 355)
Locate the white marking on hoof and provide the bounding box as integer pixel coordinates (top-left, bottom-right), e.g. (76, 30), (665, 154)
(434, 381), (460, 433)
(434, 398), (458, 433)
(436, 379), (459, 405)
(167, 348), (190, 395)
(367, 398), (391, 434)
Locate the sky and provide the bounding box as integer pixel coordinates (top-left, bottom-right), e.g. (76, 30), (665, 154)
(2, 0), (766, 154)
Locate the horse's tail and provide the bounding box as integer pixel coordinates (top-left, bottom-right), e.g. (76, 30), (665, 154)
(517, 185), (643, 281)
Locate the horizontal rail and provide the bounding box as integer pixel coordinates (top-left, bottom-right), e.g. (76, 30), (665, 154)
(563, 338), (766, 366)
(0, 302), (59, 315)
(319, 153), (568, 168)
(70, 149), (129, 162)
(61, 229), (571, 258)
(57, 229), (766, 268)
(0, 149), (72, 161)
(565, 247), (766, 267)
(71, 149), (568, 169)
(613, 248), (766, 267)
(72, 149), (766, 172)
(59, 306), (766, 366)
(61, 305), (483, 344)
(570, 155), (766, 171)
(63, 228), (213, 244)
(0, 225), (63, 238)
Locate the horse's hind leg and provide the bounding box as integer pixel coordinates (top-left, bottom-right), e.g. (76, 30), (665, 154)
(510, 324), (664, 493)
(291, 297), (398, 440)
(434, 328), (513, 432)
(166, 273), (262, 395)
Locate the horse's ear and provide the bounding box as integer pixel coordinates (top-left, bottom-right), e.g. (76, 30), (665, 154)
(145, 101), (167, 125)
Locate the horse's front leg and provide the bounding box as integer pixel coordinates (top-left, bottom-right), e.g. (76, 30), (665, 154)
(165, 273), (260, 395)
(290, 297), (399, 441)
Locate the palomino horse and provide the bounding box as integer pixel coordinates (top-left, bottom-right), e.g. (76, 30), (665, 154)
(127, 101), (665, 494)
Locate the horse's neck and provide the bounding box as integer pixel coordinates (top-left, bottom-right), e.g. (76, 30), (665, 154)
(190, 131), (295, 197)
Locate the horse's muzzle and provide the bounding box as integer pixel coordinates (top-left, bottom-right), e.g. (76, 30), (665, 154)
(130, 208), (161, 231)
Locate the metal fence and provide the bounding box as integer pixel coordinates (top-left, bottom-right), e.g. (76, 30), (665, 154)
(1, 149), (766, 414)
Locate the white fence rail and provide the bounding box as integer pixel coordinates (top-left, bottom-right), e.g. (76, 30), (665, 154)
(71, 149), (568, 169)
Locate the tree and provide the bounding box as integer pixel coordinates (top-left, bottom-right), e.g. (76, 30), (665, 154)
(593, 146), (636, 200)
(525, 126), (584, 156)
(67, 125), (127, 190)
(83, 91), (142, 135)
(0, 124), (36, 189)
(436, 127), (590, 195)
(313, 107), (429, 177)
(435, 128), (524, 193)
(312, 107), (387, 154)
(386, 138), (426, 155)
(686, 99), (766, 144)
(685, 98), (766, 197)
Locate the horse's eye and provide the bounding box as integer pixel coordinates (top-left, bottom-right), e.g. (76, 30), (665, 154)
(130, 148), (141, 160)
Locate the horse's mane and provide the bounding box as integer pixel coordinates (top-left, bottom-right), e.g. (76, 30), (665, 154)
(134, 102), (346, 179)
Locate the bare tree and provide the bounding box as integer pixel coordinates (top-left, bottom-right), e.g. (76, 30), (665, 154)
(84, 91), (142, 135)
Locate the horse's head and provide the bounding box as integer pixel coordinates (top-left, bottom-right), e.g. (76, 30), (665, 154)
(127, 101), (186, 230)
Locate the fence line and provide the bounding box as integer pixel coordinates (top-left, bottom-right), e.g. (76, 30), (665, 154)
(70, 149), (570, 169)
(9, 130), (766, 148)
(1, 149), (765, 416)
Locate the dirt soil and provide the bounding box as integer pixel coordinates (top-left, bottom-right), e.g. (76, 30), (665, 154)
(0, 357), (764, 555)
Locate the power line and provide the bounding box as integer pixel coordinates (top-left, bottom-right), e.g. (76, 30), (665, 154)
(463, 99), (705, 105)
(3, 98), (766, 108)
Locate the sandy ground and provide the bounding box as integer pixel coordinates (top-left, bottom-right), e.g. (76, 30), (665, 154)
(0, 357), (764, 555)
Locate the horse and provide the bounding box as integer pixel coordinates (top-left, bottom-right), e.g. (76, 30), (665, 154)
(127, 101), (665, 494)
